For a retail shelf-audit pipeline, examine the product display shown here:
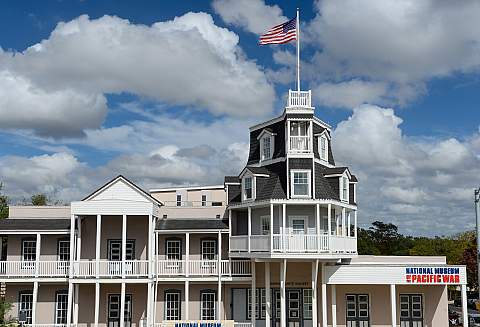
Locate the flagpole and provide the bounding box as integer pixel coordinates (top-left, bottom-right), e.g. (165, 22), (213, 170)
(296, 7), (300, 92)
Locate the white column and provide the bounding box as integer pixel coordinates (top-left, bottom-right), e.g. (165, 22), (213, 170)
(217, 230), (222, 320)
(248, 206), (252, 253)
(96, 214), (102, 278)
(341, 208), (346, 237)
(32, 281), (38, 325)
(120, 282), (126, 327)
(316, 204), (320, 253)
(148, 214), (152, 279)
(354, 210), (358, 238)
(390, 284), (396, 327)
(312, 260), (319, 327)
(74, 283), (79, 325)
(265, 262), (271, 327)
(77, 217), (82, 261)
(185, 280), (190, 320)
(321, 263), (327, 327)
(147, 282), (152, 327)
(251, 260), (256, 327)
(35, 233), (41, 277)
(67, 282), (73, 327)
(462, 284), (469, 327)
(282, 204), (286, 253)
(327, 204), (332, 236)
(335, 208), (339, 236)
(122, 214), (127, 278)
(186, 232), (190, 277)
(270, 203), (274, 252)
(347, 211), (351, 237)
(280, 259), (286, 327)
(228, 209), (232, 240)
(331, 284), (337, 327)
(95, 282), (100, 326)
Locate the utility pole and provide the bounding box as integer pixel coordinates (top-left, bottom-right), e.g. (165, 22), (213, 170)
(475, 187), (480, 299)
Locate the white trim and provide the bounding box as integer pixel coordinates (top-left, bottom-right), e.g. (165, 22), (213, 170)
(150, 185), (224, 193)
(242, 175), (254, 202)
(340, 173), (349, 203)
(256, 129), (277, 140)
(288, 215), (308, 234)
(259, 133), (274, 162)
(290, 169), (312, 198)
(248, 156), (286, 167)
(313, 158), (335, 168)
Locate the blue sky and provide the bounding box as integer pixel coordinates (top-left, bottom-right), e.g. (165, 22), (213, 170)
(0, 0), (479, 236)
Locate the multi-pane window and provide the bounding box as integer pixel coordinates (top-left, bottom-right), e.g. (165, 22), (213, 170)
(275, 291), (281, 319)
(18, 292), (33, 324)
(341, 177), (348, 201)
(166, 239), (182, 260)
(261, 216), (270, 235)
(247, 288), (260, 319)
(244, 177), (252, 200)
(108, 294), (132, 327)
(290, 121), (308, 136)
(108, 240), (135, 261)
(201, 291), (216, 320)
(303, 289), (312, 319)
(201, 240), (217, 261)
(165, 291), (181, 320)
(292, 171), (310, 197)
(291, 218), (306, 234)
(346, 294), (370, 327)
(319, 135), (328, 160)
(57, 240), (70, 261)
(176, 194), (182, 207)
(400, 294), (423, 327)
(260, 289), (266, 319)
(261, 136), (272, 160)
(202, 194), (207, 207)
(22, 240), (36, 261)
(55, 291), (68, 324)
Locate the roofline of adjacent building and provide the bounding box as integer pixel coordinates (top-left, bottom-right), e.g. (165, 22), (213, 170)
(150, 184), (225, 192)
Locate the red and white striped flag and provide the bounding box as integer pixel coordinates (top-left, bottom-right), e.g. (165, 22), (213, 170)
(259, 18), (297, 45)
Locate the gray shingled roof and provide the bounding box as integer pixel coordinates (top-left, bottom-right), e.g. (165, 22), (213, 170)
(351, 175), (358, 182)
(224, 176), (239, 184)
(0, 219), (70, 231)
(323, 167), (348, 175)
(156, 219), (228, 230)
(245, 166), (270, 175)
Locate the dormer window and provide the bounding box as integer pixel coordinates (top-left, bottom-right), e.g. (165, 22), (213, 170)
(319, 135), (328, 161)
(291, 170), (311, 198)
(340, 176), (349, 202)
(243, 176), (253, 200)
(258, 129), (275, 162)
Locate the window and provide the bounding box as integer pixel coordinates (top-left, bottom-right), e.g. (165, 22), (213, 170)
(346, 294), (370, 327)
(108, 294), (132, 327)
(201, 291), (216, 320)
(260, 289), (266, 319)
(202, 194), (207, 207)
(165, 291), (181, 320)
(291, 171), (310, 197)
(243, 176), (253, 200)
(55, 291), (68, 324)
(400, 294), (423, 327)
(303, 289), (312, 319)
(319, 135), (328, 161)
(166, 239), (182, 260)
(57, 240), (70, 261)
(18, 291), (33, 324)
(260, 216), (270, 235)
(289, 217), (306, 234)
(108, 240), (135, 261)
(290, 121), (308, 136)
(176, 194), (182, 207)
(261, 135), (272, 161)
(247, 288), (260, 319)
(201, 240), (217, 261)
(22, 239), (36, 262)
(274, 290), (281, 319)
(290, 121), (309, 152)
(341, 176), (349, 201)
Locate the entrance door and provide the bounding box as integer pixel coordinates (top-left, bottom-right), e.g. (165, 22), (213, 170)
(287, 290), (301, 327)
(108, 294), (132, 327)
(400, 294), (423, 327)
(346, 294), (370, 327)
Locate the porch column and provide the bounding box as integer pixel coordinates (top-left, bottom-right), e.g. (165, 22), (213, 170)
(270, 203), (274, 252)
(217, 230), (222, 320)
(341, 208), (346, 236)
(316, 204), (320, 253)
(96, 214), (102, 278)
(280, 259), (286, 327)
(32, 281), (38, 325)
(120, 282), (126, 327)
(35, 233), (41, 277)
(147, 282), (152, 327)
(186, 232), (190, 276)
(94, 282), (100, 326)
(248, 206), (252, 253)
(67, 282), (73, 327)
(312, 260), (319, 327)
(185, 280), (190, 320)
(282, 203), (286, 253)
(265, 262), (271, 327)
(77, 217), (82, 260)
(251, 259), (256, 327)
(462, 284), (469, 327)
(335, 208), (339, 236)
(390, 284), (396, 327)
(122, 214), (127, 278)
(148, 214), (152, 279)
(321, 263), (327, 327)
(331, 284), (337, 327)
(354, 210), (357, 238)
(327, 204), (332, 236)
(74, 283), (79, 325)
(347, 211), (351, 237)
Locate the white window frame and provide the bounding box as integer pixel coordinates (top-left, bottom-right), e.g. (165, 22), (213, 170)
(340, 174), (349, 202)
(55, 291), (68, 324)
(303, 289), (313, 319)
(260, 216), (270, 235)
(247, 288), (260, 319)
(19, 291), (33, 324)
(260, 134), (274, 161)
(201, 239), (217, 261)
(166, 239), (182, 260)
(318, 134), (328, 161)
(353, 183), (357, 203)
(290, 170), (311, 198)
(288, 216), (307, 234)
(243, 176), (254, 201)
(165, 290), (181, 320)
(200, 291), (216, 320)
(22, 239), (36, 262)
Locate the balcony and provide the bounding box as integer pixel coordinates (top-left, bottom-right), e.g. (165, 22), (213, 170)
(73, 260), (149, 278)
(287, 90), (312, 108)
(156, 259), (251, 277)
(163, 200), (224, 208)
(289, 135), (311, 153)
(0, 261), (69, 278)
(230, 234), (357, 254)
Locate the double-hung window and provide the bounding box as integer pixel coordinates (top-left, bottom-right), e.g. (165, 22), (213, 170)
(201, 291), (216, 320)
(22, 239), (36, 269)
(201, 240), (217, 261)
(260, 216), (270, 235)
(55, 291), (68, 324)
(319, 135), (328, 161)
(165, 291), (181, 320)
(166, 239), (182, 260)
(303, 289), (313, 319)
(261, 136), (272, 161)
(243, 176), (253, 200)
(18, 291), (33, 324)
(291, 171), (310, 197)
(57, 239), (70, 269)
(341, 176), (349, 202)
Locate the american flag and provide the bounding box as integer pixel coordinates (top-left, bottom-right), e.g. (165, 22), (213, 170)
(259, 18), (297, 45)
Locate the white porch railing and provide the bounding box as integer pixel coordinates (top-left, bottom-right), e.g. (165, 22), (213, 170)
(156, 259), (251, 276)
(73, 260), (149, 277)
(330, 236), (357, 253)
(289, 136), (310, 152)
(0, 261), (69, 277)
(272, 234), (330, 252)
(287, 90), (312, 107)
(230, 236), (249, 252)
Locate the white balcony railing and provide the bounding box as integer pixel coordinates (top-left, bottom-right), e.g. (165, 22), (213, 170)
(287, 90), (312, 108)
(73, 260), (149, 277)
(162, 200), (225, 207)
(156, 259), (251, 276)
(0, 261), (69, 277)
(289, 136), (310, 153)
(230, 234), (356, 254)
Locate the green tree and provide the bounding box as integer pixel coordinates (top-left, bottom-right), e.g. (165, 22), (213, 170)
(0, 183), (8, 219)
(0, 299), (12, 324)
(31, 193), (47, 206)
